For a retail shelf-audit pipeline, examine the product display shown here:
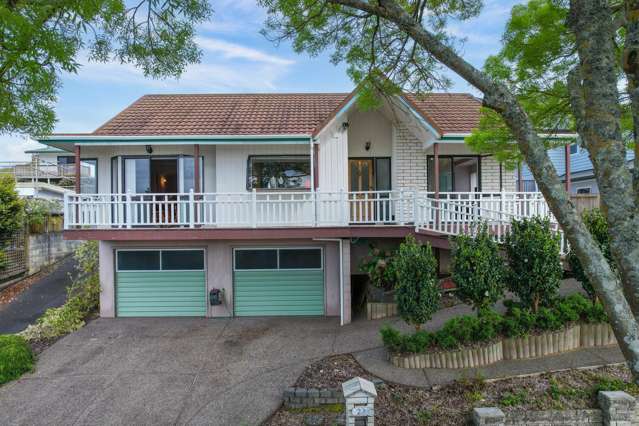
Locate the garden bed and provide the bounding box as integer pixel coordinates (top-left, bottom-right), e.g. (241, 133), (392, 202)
(265, 355), (639, 426)
(390, 323), (615, 369)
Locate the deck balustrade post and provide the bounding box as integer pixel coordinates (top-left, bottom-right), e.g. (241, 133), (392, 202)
(251, 188), (257, 228)
(126, 192), (132, 229)
(398, 190), (405, 225)
(312, 191), (318, 227)
(412, 190), (418, 225)
(189, 189), (195, 228)
(63, 193), (69, 229)
(340, 189), (347, 225)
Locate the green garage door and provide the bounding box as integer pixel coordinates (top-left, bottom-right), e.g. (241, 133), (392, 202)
(234, 248), (324, 316)
(116, 249), (206, 317)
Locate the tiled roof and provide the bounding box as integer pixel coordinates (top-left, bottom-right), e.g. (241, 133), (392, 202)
(405, 93), (481, 134)
(91, 92), (482, 136)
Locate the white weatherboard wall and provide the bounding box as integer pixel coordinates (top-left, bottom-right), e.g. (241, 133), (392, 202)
(215, 144), (309, 192)
(318, 126), (348, 193)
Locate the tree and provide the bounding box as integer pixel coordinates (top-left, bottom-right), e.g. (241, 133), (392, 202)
(504, 217), (563, 312)
(394, 235), (439, 330)
(568, 209), (613, 302)
(259, 0), (639, 380)
(450, 223), (505, 314)
(0, 175), (25, 240)
(0, 0), (212, 135)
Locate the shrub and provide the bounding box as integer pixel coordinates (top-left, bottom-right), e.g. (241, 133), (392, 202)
(504, 217), (563, 312)
(451, 223), (506, 313)
(359, 244), (397, 291)
(20, 241), (99, 341)
(394, 235), (439, 330)
(0, 175), (24, 241)
(0, 249), (7, 270)
(567, 209), (611, 301)
(0, 335), (34, 385)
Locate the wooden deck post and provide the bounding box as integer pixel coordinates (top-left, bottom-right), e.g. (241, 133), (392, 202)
(74, 145), (81, 194)
(564, 144), (571, 194)
(193, 144), (200, 193)
(517, 162), (523, 192)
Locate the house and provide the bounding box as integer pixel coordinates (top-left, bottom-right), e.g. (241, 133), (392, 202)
(518, 143), (635, 195)
(35, 91), (555, 324)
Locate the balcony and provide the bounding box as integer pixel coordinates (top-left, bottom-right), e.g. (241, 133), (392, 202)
(64, 190), (563, 247)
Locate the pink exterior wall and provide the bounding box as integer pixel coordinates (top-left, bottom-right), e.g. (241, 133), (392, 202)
(98, 238), (350, 321)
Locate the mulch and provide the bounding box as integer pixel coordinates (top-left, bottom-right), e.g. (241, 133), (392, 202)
(266, 354), (636, 426)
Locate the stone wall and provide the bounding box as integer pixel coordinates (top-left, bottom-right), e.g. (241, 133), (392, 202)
(472, 391), (637, 426)
(27, 231), (81, 274)
(283, 387), (345, 409)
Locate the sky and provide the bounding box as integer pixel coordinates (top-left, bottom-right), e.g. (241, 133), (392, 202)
(5, 0), (521, 161)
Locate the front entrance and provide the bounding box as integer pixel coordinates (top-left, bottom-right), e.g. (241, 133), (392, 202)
(348, 158), (391, 222)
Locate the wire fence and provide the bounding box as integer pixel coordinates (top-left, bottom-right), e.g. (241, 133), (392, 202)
(0, 231), (27, 283)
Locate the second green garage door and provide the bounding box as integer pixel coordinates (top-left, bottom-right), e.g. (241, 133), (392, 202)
(115, 249), (206, 317)
(233, 248), (324, 316)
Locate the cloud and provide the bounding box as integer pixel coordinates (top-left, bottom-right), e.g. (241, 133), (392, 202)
(195, 36), (294, 66)
(2, 135), (43, 162)
(66, 36), (295, 92)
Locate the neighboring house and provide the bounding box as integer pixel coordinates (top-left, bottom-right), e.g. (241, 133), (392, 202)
(35, 90), (554, 324)
(0, 145), (96, 201)
(519, 143), (635, 194)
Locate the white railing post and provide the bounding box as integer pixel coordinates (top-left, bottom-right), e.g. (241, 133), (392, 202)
(63, 193), (70, 229)
(398, 190), (405, 225)
(251, 188), (257, 228)
(340, 189), (347, 225)
(412, 190), (418, 224)
(313, 190), (318, 227)
(125, 192), (132, 229)
(189, 189), (195, 228)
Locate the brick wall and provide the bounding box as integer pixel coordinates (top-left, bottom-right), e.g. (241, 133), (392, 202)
(392, 125), (428, 191)
(392, 125), (516, 192)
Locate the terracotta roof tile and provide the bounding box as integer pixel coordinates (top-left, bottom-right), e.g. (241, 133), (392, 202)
(91, 92), (481, 136)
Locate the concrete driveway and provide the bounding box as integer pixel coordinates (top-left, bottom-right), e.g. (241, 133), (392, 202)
(0, 316), (385, 426)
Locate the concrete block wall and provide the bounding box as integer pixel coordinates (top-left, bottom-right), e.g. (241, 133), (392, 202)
(27, 232), (81, 274)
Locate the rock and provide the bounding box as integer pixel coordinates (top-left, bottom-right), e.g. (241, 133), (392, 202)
(303, 414), (325, 426)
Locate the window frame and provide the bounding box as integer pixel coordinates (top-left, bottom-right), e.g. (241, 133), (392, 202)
(115, 248), (206, 272)
(246, 155), (311, 191)
(233, 247), (324, 271)
(426, 155), (483, 193)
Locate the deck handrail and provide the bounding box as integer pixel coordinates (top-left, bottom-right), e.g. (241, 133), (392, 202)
(64, 190), (559, 247)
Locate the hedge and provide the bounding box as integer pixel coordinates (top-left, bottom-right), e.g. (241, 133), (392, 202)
(0, 335), (34, 385)
(381, 293), (607, 354)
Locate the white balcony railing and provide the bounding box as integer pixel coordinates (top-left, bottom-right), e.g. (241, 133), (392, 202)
(64, 190), (553, 229)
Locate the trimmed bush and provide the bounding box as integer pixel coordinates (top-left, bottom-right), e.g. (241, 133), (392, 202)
(394, 235), (439, 330)
(504, 217), (563, 312)
(0, 335), (34, 385)
(380, 293), (607, 354)
(567, 209), (612, 301)
(451, 222), (506, 313)
(0, 175), (24, 241)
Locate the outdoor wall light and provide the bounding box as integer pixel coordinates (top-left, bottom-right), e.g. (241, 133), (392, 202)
(145, 145), (153, 154)
(365, 141), (371, 151)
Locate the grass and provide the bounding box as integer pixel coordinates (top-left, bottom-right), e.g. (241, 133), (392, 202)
(0, 334), (34, 385)
(286, 403), (344, 414)
(499, 389), (529, 407)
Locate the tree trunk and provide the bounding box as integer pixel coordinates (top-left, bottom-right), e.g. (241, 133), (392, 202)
(325, 0), (639, 381)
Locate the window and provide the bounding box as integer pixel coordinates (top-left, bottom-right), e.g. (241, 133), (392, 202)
(279, 248), (322, 269)
(427, 156), (480, 192)
(247, 156), (310, 190)
(80, 159), (98, 194)
(161, 250), (205, 270)
(570, 144), (579, 155)
(234, 248), (322, 270)
(234, 249), (278, 270)
(116, 249), (205, 271)
(117, 251), (160, 271)
(576, 187), (591, 194)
